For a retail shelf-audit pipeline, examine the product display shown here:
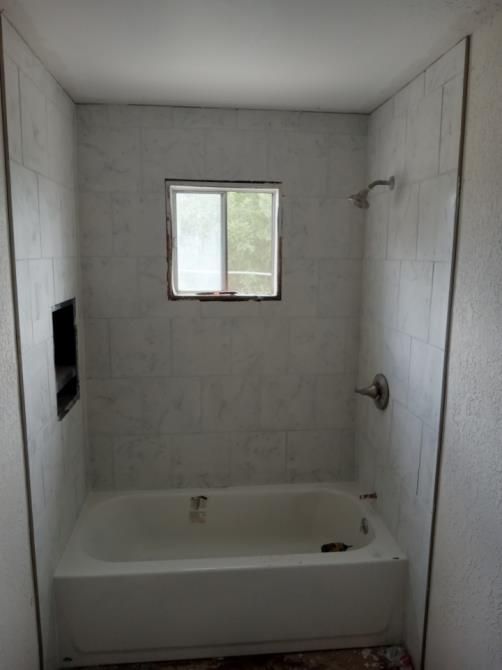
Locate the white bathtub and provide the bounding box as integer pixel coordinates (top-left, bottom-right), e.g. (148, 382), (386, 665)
(55, 483), (406, 667)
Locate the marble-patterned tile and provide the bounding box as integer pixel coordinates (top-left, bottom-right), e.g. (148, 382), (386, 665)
(110, 317), (171, 377)
(143, 377), (201, 434)
(39, 178), (77, 259)
(314, 375), (355, 430)
(362, 259), (401, 329)
(170, 433), (231, 488)
(387, 183), (419, 260)
(374, 464), (401, 535)
(88, 435), (115, 489)
(78, 126), (141, 192)
(311, 198), (364, 260)
(39, 177), (62, 258)
(81, 257), (139, 317)
(29, 258), (54, 343)
(15, 260), (33, 347)
(138, 257), (200, 318)
(114, 436), (172, 489)
(21, 341), (52, 441)
(382, 327), (412, 405)
(374, 116), (406, 184)
(260, 375), (315, 430)
(417, 422), (439, 510)
(204, 130), (268, 181)
(365, 399), (392, 460)
(269, 132), (329, 196)
(404, 88), (442, 182)
(364, 192), (389, 260)
(4, 57), (22, 163)
(237, 109), (301, 130)
(409, 339), (444, 431)
(87, 378), (143, 435)
(229, 317), (265, 375)
(328, 134), (367, 198)
(77, 104), (110, 130)
(425, 40), (466, 94)
(106, 105), (142, 128)
(47, 100), (75, 187)
(289, 317), (346, 374)
(202, 375), (261, 431)
(440, 75), (463, 174)
(417, 172), (457, 262)
(111, 192), (166, 257)
(298, 112), (368, 136)
(52, 257), (79, 305)
(397, 261), (433, 341)
(19, 71), (48, 175)
(79, 190), (113, 257)
(141, 128), (205, 192)
(173, 107), (237, 129)
(137, 106), (173, 129)
(172, 318), (231, 376)
(85, 319), (110, 379)
(10, 161), (41, 259)
(429, 262), (451, 349)
(394, 73), (425, 119)
(279, 258), (319, 317)
(318, 259), (362, 317)
(230, 432), (287, 485)
(287, 429), (353, 482)
(388, 401), (422, 489)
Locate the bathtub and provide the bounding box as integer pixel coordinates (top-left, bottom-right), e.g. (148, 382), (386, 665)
(55, 482), (406, 667)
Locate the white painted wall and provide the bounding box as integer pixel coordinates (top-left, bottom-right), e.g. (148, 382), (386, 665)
(426, 12), (502, 670)
(77, 105), (367, 489)
(355, 42), (466, 666)
(0, 37), (39, 669)
(2, 17), (89, 670)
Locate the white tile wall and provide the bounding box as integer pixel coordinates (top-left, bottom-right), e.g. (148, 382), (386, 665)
(2, 17), (88, 670)
(79, 104), (368, 489)
(355, 41), (466, 668)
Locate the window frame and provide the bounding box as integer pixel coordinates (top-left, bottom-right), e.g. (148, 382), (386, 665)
(165, 179), (282, 301)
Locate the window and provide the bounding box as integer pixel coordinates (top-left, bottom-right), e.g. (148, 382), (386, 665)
(166, 181), (281, 299)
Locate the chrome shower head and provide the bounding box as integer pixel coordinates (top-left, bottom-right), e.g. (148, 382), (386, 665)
(348, 176), (395, 209)
(348, 189), (370, 209)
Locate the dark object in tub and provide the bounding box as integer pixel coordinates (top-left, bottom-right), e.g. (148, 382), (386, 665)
(321, 542), (353, 552)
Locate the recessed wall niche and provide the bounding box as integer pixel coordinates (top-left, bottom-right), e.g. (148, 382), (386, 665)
(52, 299), (80, 420)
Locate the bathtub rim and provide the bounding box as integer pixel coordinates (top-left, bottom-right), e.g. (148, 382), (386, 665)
(56, 481), (406, 578)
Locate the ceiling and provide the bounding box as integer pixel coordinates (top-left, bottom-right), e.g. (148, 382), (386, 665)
(3, 0), (502, 112)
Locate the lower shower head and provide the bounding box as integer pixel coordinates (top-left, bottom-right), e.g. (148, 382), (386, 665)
(348, 176), (395, 209)
(348, 189), (370, 209)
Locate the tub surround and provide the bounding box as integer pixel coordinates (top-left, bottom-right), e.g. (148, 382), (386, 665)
(355, 41), (466, 666)
(1, 16), (89, 670)
(78, 105), (368, 490)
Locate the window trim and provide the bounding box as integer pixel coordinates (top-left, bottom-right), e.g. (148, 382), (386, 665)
(165, 179), (282, 301)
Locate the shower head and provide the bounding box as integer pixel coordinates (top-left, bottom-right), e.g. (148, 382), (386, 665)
(348, 176), (395, 209)
(348, 188), (370, 209)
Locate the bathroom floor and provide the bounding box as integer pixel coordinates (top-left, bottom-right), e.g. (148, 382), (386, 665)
(77, 646), (413, 670)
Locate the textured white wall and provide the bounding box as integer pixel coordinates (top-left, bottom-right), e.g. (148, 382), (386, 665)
(0, 37), (39, 669)
(426, 13), (502, 670)
(355, 42), (466, 666)
(77, 105), (367, 489)
(2, 17), (89, 670)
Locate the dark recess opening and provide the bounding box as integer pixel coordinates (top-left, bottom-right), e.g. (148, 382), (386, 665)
(52, 298), (79, 420)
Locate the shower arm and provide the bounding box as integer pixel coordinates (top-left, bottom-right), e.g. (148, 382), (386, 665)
(368, 176), (395, 191)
